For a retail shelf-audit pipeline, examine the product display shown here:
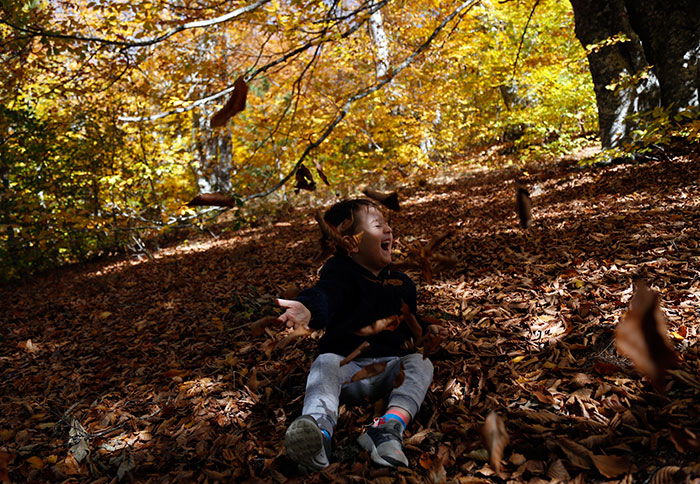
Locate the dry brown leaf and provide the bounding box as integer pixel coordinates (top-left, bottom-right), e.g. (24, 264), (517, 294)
(362, 188), (400, 211)
(392, 362), (405, 388)
(340, 341), (371, 366)
(427, 444), (450, 484)
(314, 209), (361, 253)
(547, 458), (571, 482)
(590, 454), (632, 478)
(314, 160), (330, 186)
(210, 76), (248, 128)
(557, 438), (592, 469)
(276, 327), (310, 349)
(400, 302), (423, 339)
(615, 282), (679, 392)
(350, 361), (388, 382)
(515, 179), (532, 228)
(669, 427), (700, 453)
(481, 411), (509, 474)
(186, 193), (238, 207)
(250, 316), (283, 338)
(354, 315), (401, 336)
(649, 466), (682, 484)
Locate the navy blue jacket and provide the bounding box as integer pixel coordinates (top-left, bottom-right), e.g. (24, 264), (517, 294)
(296, 255), (425, 357)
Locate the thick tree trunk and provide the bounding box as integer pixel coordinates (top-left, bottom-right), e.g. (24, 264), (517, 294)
(569, 0), (700, 149)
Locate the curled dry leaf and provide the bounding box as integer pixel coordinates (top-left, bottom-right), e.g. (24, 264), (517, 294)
(515, 179), (532, 228)
(340, 341), (371, 366)
(314, 210), (362, 253)
(276, 326), (310, 350)
(362, 188), (400, 211)
(427, 444), (450, 484)
(557, 438), (592, 469)
(294, 163), (316, 192)
(210, 76), (248, 128)
(350, 361), (388, 382)
(186, 193), (238, 208)
(392, 362), (405, 388)
(590, 454), (632, 479)
(649, 466), (682, 484)
(481, 411), (509, 474)
(250, 316), (283, 338)
(401, 302), (423, 339)
(354, 315), (401, 336)
(314, 161), (330, 186)
(615, 282), (679, 392)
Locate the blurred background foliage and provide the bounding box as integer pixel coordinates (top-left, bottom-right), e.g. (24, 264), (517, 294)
(1, 0), (599, 281)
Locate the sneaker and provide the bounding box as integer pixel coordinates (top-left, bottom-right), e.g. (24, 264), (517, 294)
(357, 418), (409, 467)
(284, 416), (331, 473)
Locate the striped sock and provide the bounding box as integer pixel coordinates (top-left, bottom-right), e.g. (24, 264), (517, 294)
(376, 412), (407, 430)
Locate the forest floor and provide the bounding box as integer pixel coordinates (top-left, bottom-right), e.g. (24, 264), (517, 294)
(2, 146), (700, 484)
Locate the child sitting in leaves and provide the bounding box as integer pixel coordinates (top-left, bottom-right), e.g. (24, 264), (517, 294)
(278, 198), (448, 473)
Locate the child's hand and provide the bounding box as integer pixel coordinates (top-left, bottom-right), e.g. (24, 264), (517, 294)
(277, 299), (311, 330)
(425, 324), (449, 344)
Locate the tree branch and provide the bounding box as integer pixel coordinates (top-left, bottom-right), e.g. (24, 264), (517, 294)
(241, 0), (481, 202)
(118, 0), (390, 123)
(0, 0), (271, 48)
(511, 0), (541, 80)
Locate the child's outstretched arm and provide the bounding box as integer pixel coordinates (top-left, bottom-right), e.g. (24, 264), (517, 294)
(277, 298), (311, 330)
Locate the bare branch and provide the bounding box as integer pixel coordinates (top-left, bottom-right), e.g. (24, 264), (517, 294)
(118, 0), (390, 123)
(511, 0), (541, 80)
(0, 0), (271, 48)
(242, 0), (481, 202)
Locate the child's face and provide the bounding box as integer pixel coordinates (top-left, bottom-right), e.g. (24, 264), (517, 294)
(348, 206), (393, 275)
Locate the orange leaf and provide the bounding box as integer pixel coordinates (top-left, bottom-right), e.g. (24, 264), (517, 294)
(615, 283), (679, 392)
(26, 456), (44, 469)
(350, 361), (388, 382)
(354, 315), (401, 336)
(392, 362), (406, 388)
(210, 76), (248, 128)
(481, 411), (509, 473)
(314, 161), (330, 186)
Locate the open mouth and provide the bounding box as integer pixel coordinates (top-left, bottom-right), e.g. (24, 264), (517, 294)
(381, 240), (391, 252)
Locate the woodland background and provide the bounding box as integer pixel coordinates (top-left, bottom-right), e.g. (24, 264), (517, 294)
(2, 0), (700, 483)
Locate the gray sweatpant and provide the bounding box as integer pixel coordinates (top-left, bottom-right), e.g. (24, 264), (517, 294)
(301, 352), (434, 436)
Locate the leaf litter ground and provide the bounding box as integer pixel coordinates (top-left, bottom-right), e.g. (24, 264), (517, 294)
(2, 153), (700, 483)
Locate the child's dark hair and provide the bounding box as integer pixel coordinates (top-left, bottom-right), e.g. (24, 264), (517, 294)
(319, 198), (380, 257)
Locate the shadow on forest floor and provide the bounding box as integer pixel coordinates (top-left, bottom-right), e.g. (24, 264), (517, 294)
(2, 152), (700, 483)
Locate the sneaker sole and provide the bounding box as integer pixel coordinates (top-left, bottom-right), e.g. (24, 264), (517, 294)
(357, 432), (408, 467)
(285, 417), (328, 472)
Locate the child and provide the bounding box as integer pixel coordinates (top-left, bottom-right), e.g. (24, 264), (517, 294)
(278, 198), (448, 473)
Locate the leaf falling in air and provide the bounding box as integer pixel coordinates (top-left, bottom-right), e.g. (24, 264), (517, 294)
(615, 282), (679, 392)
(314, 161), (330, 186)
(340, 341), (371, 366)
(294, 163), (316, 192)
(276, 327), (310, 350)
(392, 231), (456, 283)
(210, 76), (248, 128)
(362, 188), (400, 211)
(400, 302), (423, 339)
(314, 210), (362, 253)
(250, 316), (283, 338)
(354, 314), (401, 336)
(186, 193), (238, 207)
(481, 411), (509, 474)
(515, 179), (532, 228)
(392, 362), (405, 388)
(350, 361), (388, 382)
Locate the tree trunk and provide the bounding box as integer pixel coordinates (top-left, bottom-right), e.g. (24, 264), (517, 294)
(569, 0), (699, 149)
